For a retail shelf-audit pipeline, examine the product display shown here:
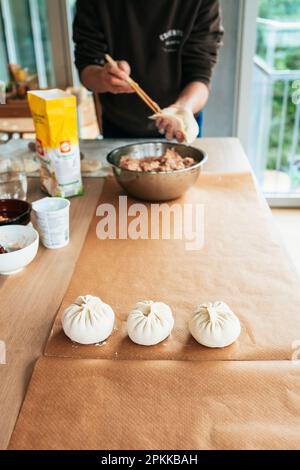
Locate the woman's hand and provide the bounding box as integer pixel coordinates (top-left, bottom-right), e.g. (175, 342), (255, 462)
(154, 82), (208, 142)
(154, 106), (186, 143)
(80, 62), (134, 94)
(102, 61), (134, 94)
(152, 106), (199, 145)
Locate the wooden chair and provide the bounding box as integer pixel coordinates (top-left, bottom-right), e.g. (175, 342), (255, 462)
(93, 93), (103, 135)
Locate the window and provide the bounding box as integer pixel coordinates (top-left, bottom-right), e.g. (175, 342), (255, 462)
(69, 0), (76, 16)
(0, 4), (8, 83)
(249, 0), (300, 202)
(68, 0), (80, 85)
(0, 0), (54, 87)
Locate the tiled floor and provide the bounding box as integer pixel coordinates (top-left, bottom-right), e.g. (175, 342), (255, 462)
(272, 209), (300, 275)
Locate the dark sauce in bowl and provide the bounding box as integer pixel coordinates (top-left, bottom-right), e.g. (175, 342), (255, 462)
(0, 199), (32, 226)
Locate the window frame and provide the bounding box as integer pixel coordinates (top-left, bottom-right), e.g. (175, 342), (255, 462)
(45, 0), (75, 89)
(234, 0), (259, 151)
(235, 0), (300, 207)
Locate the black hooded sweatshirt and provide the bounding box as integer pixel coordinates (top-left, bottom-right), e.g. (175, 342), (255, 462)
(73, 0), (224, 137)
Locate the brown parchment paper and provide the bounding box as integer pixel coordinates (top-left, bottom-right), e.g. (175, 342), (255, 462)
(45, 173), (300, 361)
(9, 357), (300, 450)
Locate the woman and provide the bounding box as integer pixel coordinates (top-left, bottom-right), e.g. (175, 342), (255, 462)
(74, 0), (224, 141)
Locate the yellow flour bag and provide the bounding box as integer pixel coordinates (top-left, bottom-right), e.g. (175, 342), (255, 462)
(28, 89), (83, 197)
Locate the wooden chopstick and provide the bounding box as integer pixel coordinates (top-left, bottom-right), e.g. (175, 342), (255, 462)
(105, 54), (159, 113)
(105, 54), (161, 114)
(134, 83), (161, 114)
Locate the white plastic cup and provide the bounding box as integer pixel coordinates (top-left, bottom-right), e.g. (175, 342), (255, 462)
(32, 197), (70, 249)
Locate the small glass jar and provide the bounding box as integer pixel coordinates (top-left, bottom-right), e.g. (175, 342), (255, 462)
(0, 147), (28, 201)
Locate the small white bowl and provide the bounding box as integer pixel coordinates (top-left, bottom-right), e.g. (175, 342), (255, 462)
(0, 225), (39, 275)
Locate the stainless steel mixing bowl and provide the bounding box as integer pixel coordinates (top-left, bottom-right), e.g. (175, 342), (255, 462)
(107, 142), (208, 201)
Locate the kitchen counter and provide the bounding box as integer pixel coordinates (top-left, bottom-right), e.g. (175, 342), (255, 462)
(0, 138), (251, 449)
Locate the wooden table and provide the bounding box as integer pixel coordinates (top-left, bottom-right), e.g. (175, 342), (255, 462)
(0, 99), (31, 119)
(0, 138), (251, 449)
